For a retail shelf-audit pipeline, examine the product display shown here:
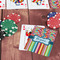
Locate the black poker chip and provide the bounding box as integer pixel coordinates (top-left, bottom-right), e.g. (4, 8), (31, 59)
(0, 20), (6, 40)
(47, 12), (56, 19)
(0, 30), (6, 40)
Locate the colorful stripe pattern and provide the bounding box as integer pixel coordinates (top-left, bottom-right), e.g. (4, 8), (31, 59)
(24, 26), (57, 57)
(50, 0), (60, 8)
(10, 0), (24, 3)
(10, 0), (24, 5)
(32, 0), (43, 5)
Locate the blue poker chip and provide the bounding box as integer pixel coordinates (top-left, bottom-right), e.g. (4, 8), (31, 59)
(47, 12), (56, 19)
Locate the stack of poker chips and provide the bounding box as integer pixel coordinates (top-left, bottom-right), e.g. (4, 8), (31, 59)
(47, 12), (60, 29)
(0, 20), (6, 40)
(32, 0), (43, 5)
(0, 13), (21, 40)
(10, 0), (24, 6)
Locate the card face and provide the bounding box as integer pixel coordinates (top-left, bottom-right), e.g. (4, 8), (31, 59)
(0, 0), (5, 9)
(28, 0), (50, 9)
(24, 26), (57, 57)
(7, 0), (27, 9)
(19, 24), (45, 50)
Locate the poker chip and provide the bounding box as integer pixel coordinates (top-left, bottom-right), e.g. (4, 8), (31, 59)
(1, 19), (18, 36)
(47, 12), (56, 19)
(0, 20), (2, 24)
(0, 20), (2, 28)
(47, 13), (60, 29)
(3, 13), (21, 24)
(50, 0), (60, 8)
(0, 30), (6, 40)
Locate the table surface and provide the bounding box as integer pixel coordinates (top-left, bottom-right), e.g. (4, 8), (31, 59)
(0, 0), (60, 60)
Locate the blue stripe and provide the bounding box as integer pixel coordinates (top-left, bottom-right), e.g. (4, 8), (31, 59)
(31, 42), (38, 52)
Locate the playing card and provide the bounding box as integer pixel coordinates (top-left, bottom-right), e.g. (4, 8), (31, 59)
(28, 0), (50, 9)
(7, 0), (27, 9)
(19, 24), (45, 50)
(0, 0), (5, 9)
(24, 26), (57, 57)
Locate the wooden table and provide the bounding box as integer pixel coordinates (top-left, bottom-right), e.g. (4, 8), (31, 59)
(0, 1), (60, 60)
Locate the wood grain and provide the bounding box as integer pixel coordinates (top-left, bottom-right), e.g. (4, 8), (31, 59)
(29, 8), (60, 60)
(0, 9), (1, 21)
(1, 9), (32, 60)
(1, 0), (60, 60)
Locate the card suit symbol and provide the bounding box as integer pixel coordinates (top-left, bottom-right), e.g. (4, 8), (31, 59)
(0, 6), (1, 8)
(46, 4), (48, 8)
(42, 3), (45, 5)
(0, 1), (1, 3)
(3, 4), (5, 7)
(21, 3), (23, 5)
(3, 4), (4, 5)
(25, 4), (27, 6)
(23, 26), (25, 30)
(25, 4), (27, 7)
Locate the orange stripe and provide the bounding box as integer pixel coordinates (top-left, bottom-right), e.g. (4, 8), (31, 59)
(40, 44), (44, 54)
(35, 43), (40, 53)
(13, 0), (15, 2)
(38, 44), (44, 54)
(41, 45), (45, 55)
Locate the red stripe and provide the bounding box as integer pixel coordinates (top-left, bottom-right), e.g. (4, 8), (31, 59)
(40, 44), (44, 54)
(24, 39), (30, 49)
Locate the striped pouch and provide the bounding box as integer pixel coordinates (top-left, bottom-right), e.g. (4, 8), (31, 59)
(24, 26), (57, 57)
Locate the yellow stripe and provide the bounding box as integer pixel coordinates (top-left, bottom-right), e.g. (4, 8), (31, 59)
(38, 44), (44, 54)
(13, 0), (15, 2)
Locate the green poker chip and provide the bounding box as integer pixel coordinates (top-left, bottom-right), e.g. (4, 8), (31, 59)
(1, 19), (18, 36)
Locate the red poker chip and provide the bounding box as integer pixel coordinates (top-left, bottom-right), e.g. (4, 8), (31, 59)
(3, 13), (21, 24)
(3, 17), (7, 20)
(47, 13), (60, 29)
